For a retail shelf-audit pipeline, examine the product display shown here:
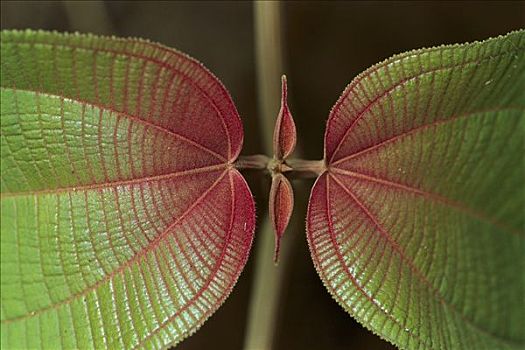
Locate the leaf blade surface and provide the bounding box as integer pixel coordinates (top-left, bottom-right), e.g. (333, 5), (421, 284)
(308, 30), (525, 350)
(0, 30), (255, 349)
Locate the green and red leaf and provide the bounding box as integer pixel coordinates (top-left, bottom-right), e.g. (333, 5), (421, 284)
(308, 30), (525, 350)
(0, 30), (255, 349)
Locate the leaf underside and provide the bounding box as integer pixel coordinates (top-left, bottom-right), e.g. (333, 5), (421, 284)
(308, 30), (525, 350)
(0, 30), (255, 349)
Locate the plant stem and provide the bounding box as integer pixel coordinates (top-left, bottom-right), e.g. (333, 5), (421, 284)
(235, 154), (270, 170)
(286, 158), (326, 177)
(243, 2), (287, 350)
(236, 155), (325, 178)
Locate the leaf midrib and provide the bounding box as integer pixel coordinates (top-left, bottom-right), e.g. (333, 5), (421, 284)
(321, 174), (430, 349)
(0, 87), (228, 163)
(330, 168), (522, 237)
(327, 173), (524, 347)
(327, 104), (524, 237)
(2, 37), (235, 160)
(0, 163), (227, 199)
(0, 170), (229, 325)
(327, 43), (523, 163)
(330, 106), (524, 166)
(133, 171), (238, 349)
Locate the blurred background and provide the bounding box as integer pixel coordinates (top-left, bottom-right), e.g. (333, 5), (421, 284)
(2, 1), (524, 349)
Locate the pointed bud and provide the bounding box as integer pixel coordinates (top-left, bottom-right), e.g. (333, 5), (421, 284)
(269, 173), (294, 264)
(273, 75), (297, 160)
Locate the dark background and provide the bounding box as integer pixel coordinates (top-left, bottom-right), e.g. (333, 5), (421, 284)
(2, 1), (524, 349)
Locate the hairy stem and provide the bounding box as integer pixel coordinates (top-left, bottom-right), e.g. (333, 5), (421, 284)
(235, 154), (270, 170)
(235, 155), (326, 178)
(286, 158), (326, 177)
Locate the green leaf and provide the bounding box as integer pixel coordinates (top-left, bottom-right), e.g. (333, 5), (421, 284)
(308, 30), (525, 349)
(1, 30), (255, 349)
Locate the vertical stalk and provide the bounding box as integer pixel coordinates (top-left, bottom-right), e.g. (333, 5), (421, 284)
(243, 2), (288, 349)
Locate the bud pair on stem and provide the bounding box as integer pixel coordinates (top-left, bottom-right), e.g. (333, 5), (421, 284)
(236, 76), (325, 263)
